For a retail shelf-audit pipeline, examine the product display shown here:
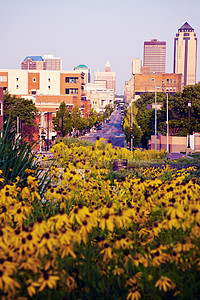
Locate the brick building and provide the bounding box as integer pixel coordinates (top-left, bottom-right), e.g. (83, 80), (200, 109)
(0, 69), (87, 145)
(134, 66), (183, 98)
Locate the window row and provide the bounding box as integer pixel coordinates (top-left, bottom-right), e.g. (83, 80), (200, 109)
(162, 87), (176, 92)
(0, 76), (7, 82)
(65, 77), (79, 83)
(162, 79), (176, 84)
(65, 88), (78, 95)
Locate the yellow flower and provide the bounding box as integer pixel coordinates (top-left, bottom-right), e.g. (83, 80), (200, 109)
(127, 289), (141, 300)
(26, 279), (40, 297)
(155, 276), (175, 292)
(37, 271), (60, 291)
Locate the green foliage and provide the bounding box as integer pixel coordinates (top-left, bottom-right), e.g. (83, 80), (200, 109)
(0, 120), (51, 196)
(53, 102), (73, 136)
(3, 93), (38, 130)
(134, 84), (200, 148)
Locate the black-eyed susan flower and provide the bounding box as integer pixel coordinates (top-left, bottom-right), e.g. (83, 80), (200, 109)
(155, 276), (175, 292)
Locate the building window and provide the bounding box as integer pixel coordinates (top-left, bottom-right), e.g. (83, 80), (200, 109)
(16, 85), (19, 89)
(170, 79), (172, 83)
(48, 86), (50, 90)
(65, 88), (78, 94)
(162, 79), (164, 84)
(31, 90), (36, 95)
(170, 87), (172, 91)
(166, 79), (169, 83)
(173, 87), (176, 92)
(174, 79), (176, 84)
(65, 77), (79, 83)
(33, 78), (36, 82)
(48, 78), (51, 82)
(166, 87), (169, 91)
(0, 76), (7, 82)
(16, 78), (19, 82)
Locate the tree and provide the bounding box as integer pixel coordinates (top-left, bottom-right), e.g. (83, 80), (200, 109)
(53, 102), (73, 136)
(3, 94), (38, 129)
(71, 106), (82, 132)
(159, 84), (200, 135)
(3, 94), (39, 143)
(134, 84), (200, 148)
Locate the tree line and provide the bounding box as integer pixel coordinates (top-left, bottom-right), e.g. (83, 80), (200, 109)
(123, 83), (200, 148)
(2, 94), (114, 141)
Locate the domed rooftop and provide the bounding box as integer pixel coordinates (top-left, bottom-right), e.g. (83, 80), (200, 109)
(75, 64), (88, 69)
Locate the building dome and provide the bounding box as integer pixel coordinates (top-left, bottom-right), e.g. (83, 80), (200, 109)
(75, 64), (88, 69)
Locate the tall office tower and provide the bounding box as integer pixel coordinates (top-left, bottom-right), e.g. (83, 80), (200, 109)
(144, 39), (166, 73)
(174, 22), (197, 86)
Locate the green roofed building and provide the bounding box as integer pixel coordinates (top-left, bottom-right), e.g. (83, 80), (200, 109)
(74, 64), (91, 84)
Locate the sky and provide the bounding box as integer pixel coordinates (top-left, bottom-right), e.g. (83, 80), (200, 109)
(1, 0), (200, 94)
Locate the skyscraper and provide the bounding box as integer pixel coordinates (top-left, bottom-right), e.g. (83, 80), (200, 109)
(144, 39), (166, 73)
(174, 22), (197, 86)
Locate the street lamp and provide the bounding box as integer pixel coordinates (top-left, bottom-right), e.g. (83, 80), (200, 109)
(187, 99), (191, 148)
(130, 99), (133, 152)
(166, 93), (169, 153)
(152, 78), (157, 151)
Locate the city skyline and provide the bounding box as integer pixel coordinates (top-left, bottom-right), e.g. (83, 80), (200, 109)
(1, 0), (200, 93)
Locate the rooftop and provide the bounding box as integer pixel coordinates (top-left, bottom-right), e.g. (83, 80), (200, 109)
(75, 64), (88, 69)
(23, 56), (44, 62)
(179, 22), (194, 32)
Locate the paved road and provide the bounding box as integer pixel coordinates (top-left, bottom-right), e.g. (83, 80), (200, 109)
(80, 108), (126, 148)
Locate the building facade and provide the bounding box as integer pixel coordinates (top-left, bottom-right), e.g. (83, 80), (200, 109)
(134, 66), (183, 98)
(74, 64), (91, 84)
(43, 55), (62, 70)
(21, 55), (62, 71)
(144, 39), (166, 73)
(124, 77), (134, 103)
(85, 83), (114, 113)
(131, 58), (142, 75)
(94, 61), (116, 93)
(0, 69), (85, 110)
(173, 22), (197, 86)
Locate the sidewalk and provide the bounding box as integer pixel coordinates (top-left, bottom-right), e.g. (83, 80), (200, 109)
(167, 153), (192, 160)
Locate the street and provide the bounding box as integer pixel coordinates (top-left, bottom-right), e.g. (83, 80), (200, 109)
(80, 108), (126, 147)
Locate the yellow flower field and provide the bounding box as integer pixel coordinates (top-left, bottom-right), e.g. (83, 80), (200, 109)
(0, 139), (199, 299)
